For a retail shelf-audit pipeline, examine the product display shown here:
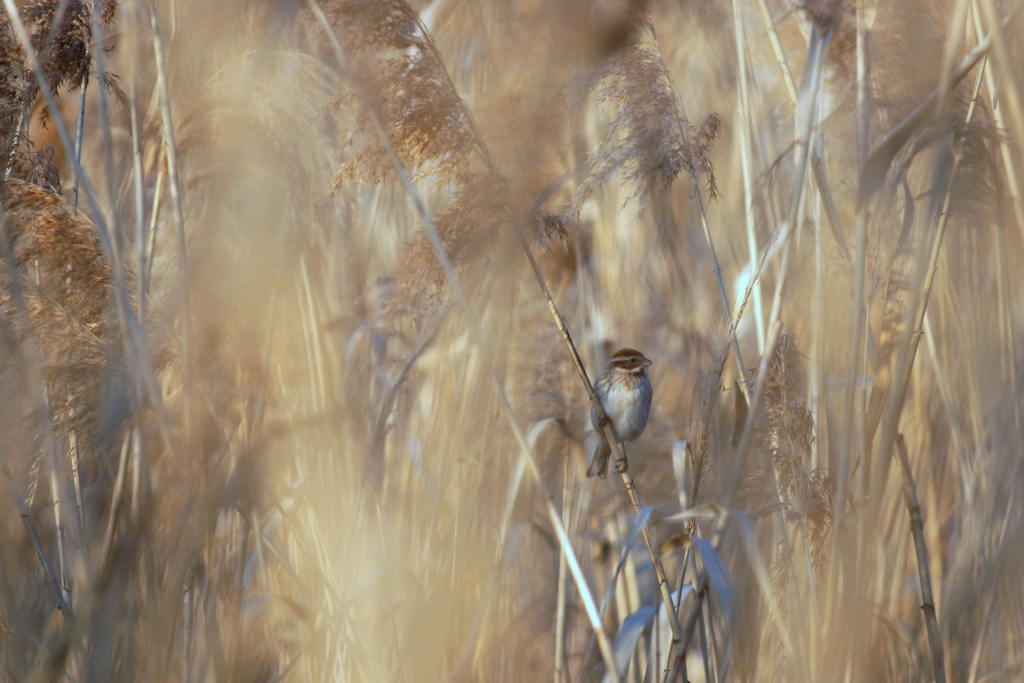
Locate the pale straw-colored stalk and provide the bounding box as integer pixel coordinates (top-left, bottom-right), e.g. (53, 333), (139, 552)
(731, 0), (765, 352)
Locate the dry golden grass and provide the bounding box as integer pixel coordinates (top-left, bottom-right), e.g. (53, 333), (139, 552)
(0, 0), (1022, 682)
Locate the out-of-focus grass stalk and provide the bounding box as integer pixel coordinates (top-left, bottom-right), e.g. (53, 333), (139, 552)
(101, 433), (133, 565)
(149, 2), (192, 431)
(992, 222), (1020, 430)
(811, 161), (824, 473)
(146, 168), (165, 294)
(921, 312), (970, 475)
(731, 0), (765, 353)
(2, 464), (73, 617)
(127, 2), (148, 325)
(697, 604), (712, 683)
(47, 443), (70, 605)
(69, 432), (88, 552)
(827, 0), (871, 661)
(694, 184), (748, 388)
(72, 74), (87, 213)
(810, 152), (852, 263)
(754, 0), (797, 105)
(554, 451), (569, 683)
(90, 1), (124, 264)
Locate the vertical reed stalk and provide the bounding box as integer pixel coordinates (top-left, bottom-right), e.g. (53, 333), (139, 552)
(127, 2), (148, 325)
(101, 432), (133, 565)
(72, 73), (87, 213)
(47, 445), (70, 606)
(554, 449), (570, 683)
(731, 0), (765, 353)
(894, 435), (946, 683)
(827, 0), (872, 637)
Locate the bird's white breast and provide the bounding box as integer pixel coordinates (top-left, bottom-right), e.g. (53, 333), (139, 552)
(596, 372), (651, 443)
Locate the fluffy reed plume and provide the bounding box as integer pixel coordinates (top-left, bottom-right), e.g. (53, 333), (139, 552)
(322, 0), (480, 188)
(739, 335), (834, 573)
(0, 12), (59, 191)
(315, 1), (506, 334)
(0, 179), (122, 460)
(17, 0), (124, 126)
(0, 13), (23, 153)
(569, 33), (721, 221)
(23, 1), (114, 91)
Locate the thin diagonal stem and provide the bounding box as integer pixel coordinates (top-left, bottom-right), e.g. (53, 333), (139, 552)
(2, 466), (73, 617)
(695, 182), (748, 389)
(521, 242), (684, 644)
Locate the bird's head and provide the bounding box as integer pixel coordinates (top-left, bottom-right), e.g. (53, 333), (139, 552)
(609, 348), (652, 374)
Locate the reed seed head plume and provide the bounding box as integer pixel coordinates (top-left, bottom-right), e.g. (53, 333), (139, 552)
(22, 0), (117, 96)
(0, 179), (123, 474)
(569, 31), (722, 223)
(739, 335), (835, 572)
(0, 12), (23, 143)
(319, 0), (481, 188)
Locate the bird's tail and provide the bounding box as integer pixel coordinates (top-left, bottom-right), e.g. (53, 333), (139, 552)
(587, 437), (611, 479)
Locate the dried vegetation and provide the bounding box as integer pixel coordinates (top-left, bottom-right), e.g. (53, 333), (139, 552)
(0, 0), (1022, 682)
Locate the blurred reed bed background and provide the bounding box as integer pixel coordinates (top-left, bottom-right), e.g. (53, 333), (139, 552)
(0, 0), (1021, 681)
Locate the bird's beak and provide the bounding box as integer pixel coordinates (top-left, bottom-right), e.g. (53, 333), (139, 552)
(641, 358), (652, 366)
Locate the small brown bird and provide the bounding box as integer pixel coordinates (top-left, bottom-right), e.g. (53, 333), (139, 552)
(587, 348), (653, 479)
